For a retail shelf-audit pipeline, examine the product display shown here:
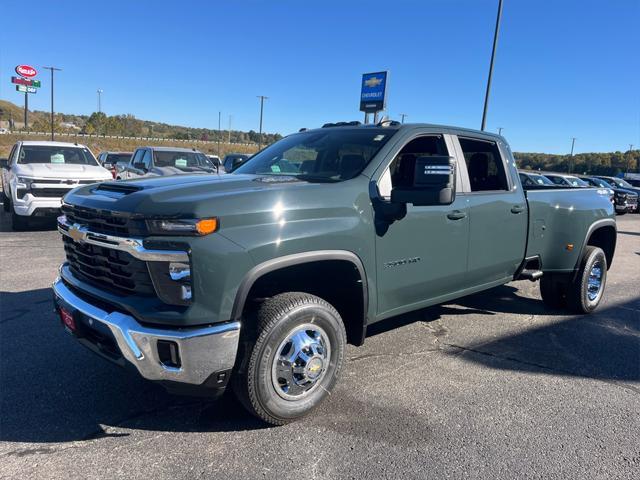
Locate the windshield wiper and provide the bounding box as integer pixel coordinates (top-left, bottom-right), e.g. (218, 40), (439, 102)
(295, 174), (340, 183)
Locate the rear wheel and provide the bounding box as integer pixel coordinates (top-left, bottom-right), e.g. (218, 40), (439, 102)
(568, 246), (607, 313)
(233, 292), (346, 426)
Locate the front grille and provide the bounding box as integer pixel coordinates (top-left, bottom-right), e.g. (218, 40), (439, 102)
(61, 203), (146, 236)
(62, 235), (155, 296)
(30, 188), (74, 198)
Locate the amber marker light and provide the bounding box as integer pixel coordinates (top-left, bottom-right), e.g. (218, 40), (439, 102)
(196, 218), (219, 235)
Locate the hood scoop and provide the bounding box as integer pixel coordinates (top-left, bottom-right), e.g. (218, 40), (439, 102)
(95, 182), (143, 197)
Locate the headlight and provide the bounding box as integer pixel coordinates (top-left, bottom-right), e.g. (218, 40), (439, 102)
(16, 176), (33, 187)
(146, 218), (218, 236)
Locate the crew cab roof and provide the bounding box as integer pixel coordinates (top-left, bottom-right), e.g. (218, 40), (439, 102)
(142, 146), (202, 152)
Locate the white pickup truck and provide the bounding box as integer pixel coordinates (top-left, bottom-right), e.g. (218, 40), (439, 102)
(0, 141), (112, 230)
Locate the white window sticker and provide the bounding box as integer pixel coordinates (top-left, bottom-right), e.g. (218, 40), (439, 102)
(175, 158), (187, 167)
(51, 153), (65, 164)
(373, 135), (386, 142)
(271, 164), (281, 173)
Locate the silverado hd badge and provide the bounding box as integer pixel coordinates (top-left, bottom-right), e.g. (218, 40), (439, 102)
(384, 257), (421, 268)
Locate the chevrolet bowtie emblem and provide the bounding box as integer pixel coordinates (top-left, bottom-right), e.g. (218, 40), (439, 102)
(68, 224), (86, 243)
(364, 76), (382, 88)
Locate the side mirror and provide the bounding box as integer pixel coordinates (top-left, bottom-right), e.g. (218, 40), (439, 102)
(390, 156), (455, 206)
(133, 162), (147, 172)
(0, 158), (8, 169)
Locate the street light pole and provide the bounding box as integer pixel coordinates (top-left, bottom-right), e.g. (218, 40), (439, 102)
(399, 113), (407, 124)
(97, 89), (103, 113)
(43, 66), (62, 141)
(569, 137), (576, 173)
(257, 95), (268, 151)
(218, 111), (222, 157)
(481, 0), (504, 131)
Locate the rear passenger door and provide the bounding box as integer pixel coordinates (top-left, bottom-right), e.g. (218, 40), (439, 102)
(453, 135), (527, 285)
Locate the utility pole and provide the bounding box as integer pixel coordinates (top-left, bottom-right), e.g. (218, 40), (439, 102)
(97, 89), (104, 137)
(228, 115), (232, 145)
(481, 0), (504, 131)
(626, 144), (634, 174)
(569, 137), (576, 173)
(218, 111), (222, 157)
(257, 95), (268, 151)
(399, 113), (407, 124)
(498, 127), (503, 135)
(43, 66), (62, 140)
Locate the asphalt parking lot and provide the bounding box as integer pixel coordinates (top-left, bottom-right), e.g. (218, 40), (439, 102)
(0, 211), (638, 480)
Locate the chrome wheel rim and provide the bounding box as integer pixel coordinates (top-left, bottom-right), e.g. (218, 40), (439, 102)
(587, 261), (603, 301)
(271, 323), (331, 400)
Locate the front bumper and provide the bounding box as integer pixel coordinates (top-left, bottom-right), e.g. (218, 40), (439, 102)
(12, 195), (63, 216)
(52, 276), (241, 386)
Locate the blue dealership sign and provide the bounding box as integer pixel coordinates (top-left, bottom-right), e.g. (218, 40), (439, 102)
(360, 71), (388, 113)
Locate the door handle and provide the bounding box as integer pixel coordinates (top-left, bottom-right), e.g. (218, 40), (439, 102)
(447, 210), (467, 220)
(511, 205), (525, 214)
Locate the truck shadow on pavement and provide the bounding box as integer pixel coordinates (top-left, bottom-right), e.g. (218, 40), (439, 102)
(0, 209), (58, 233)
(1, 285), (638, 444)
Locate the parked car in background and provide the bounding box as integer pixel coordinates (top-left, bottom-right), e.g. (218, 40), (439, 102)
(0, 141), (111, 229)
(543, 172), (590, 187)
(0, 127), (10, 134)
(623, 173), (640, 188)
(223, 153), (252, 172)
(580, 176), (637, 214)
(518, 170), (556, 187)
(117, 147), (217, 180)
(97, 151), (132, 179)
(595, 175), (640, 213)
(207, 155), (224, 172)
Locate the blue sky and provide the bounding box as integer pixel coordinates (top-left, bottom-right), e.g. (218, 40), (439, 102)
(1, 0), (638, 153)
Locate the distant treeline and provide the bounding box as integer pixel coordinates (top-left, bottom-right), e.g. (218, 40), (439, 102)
(514, 151), (639, 176)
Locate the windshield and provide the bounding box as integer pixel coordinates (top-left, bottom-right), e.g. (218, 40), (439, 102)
(233, 128), (396, 181)
(153, 151), (213, 170)
(105, 153), (131, 165)
(609, 177), (633, 188)
(532, 174), (554, 185)
(18, 146), (98, 166)
(590, 178), (612, 188)
(566, 176), (589, 187)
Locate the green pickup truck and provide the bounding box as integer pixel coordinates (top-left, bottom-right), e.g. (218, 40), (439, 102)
(53, 122), (616, 425)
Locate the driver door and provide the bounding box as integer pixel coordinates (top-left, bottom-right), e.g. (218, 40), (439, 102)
(373, 132), (470, 319)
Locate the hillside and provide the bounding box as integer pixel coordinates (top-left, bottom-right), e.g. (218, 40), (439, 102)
(0, 99), (282, 145)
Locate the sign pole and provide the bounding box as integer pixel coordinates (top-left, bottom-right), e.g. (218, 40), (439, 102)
(24, 92), (28, 130)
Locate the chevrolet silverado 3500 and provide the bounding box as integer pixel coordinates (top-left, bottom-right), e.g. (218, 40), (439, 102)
(52, 122), (616, 425)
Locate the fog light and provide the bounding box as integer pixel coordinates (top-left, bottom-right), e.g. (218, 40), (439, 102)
(181, 285), (192, 301)
(169, 262), (190, 281)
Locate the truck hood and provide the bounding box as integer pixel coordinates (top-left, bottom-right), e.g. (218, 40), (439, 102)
(63, 173), (350, 219)
(13, 163), (112, 180)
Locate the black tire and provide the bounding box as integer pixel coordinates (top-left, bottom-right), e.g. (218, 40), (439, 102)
(539, 273), (569, 309)
(11, 210), (29, 230)
(568, 246), (607, 314)
(2, 191), (10, 212)
(233, 292), (346, 426)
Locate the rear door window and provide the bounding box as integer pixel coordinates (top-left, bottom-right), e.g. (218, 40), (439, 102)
(458, 137), (509, 192)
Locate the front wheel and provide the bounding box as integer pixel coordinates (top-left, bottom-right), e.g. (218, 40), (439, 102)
(233, 292), (346, 425)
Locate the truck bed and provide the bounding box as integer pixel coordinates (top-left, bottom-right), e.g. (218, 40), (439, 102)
(524, 187), (614, 272)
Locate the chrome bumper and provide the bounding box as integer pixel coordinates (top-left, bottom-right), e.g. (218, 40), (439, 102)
(52, 277), (240, 386)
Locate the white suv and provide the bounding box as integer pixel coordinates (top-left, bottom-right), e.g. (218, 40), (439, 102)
(1, 141), (112, 229)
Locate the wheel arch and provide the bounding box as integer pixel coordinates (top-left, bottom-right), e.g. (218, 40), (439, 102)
(579, 219), (617, 270)
(231, 250), (369, 346)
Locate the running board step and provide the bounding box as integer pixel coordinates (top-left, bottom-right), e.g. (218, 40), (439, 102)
(518, 269), (543, 281)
